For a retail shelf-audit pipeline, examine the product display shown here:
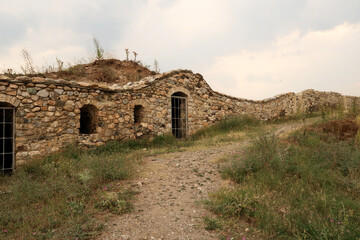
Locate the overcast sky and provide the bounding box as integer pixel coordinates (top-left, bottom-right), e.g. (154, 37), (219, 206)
(0, 0), (359, 100)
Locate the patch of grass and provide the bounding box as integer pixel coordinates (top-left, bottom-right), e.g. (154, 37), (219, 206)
(203, 216), (222, 230)
(355, 115), (360, 145)
(96, 188), (137, 214)
(191, 115), (260, 141)
(0, 146), (134, 239)
(271, 111), (317, 124)
(207, 123), (360, 239)
(65, 64), (86, 77)
(150, 134), (184, 148)
(91, 133), (191, 156)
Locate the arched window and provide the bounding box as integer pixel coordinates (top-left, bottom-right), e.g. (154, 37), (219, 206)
(134, 105), (144, 124)
(0, 102), (15, 172)
(79, 105), (98, 134)
(171, 92), (188, 138)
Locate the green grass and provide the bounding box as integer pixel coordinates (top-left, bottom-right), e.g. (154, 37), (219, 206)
(0, 145), (135, 239)
(206, 125), (360, 239)
(191, 115), (260, 140)
(95, 188), (138, 215)
(203, 216), (222, 231)
(90, 133), (192, 155)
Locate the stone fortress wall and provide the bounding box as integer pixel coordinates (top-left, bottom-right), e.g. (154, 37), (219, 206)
(0, 70), (359, 167)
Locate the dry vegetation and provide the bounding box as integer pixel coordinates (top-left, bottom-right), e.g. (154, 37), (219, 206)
(2, 40), (158, 85)
(45, 59), (156, 84)
(3, 59), (156, 85)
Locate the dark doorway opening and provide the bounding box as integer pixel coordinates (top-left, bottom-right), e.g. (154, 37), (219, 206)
(0, 103), (15, 173)
(79, 105), (98, 134)
(134, 105), (144, 124)
(171, 92), (188, 138)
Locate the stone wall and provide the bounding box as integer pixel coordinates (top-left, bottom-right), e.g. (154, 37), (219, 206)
(0, 70), (359, 167)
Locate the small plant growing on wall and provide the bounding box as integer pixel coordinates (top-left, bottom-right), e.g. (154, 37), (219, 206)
(125, 49), (129, 61)
(133, 51), (138, 61)
(93, 37), (104, 60)
(2, 68), (15, 76)
(154, 59), (160, 73)
(56, 57), (64, 71)
(21, 48), (36, 74)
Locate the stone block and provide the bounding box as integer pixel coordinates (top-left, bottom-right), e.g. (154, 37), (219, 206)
(32, 77), (45, 83)
(37, 89), (49, 98)
(32, 107), (41, 112)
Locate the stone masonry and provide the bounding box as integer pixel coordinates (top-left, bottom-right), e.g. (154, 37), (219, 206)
(0, 70), (359, 168)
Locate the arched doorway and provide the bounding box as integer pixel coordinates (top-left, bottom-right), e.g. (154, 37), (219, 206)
(171, 92), (188, 138)
(0, 103), (15, 172)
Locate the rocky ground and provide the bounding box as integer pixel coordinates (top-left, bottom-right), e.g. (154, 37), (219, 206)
(97, 120), (319, 240)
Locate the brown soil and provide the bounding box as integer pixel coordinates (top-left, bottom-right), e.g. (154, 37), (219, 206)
(32, 59), (156, 85)
(316, 118), (358, 140)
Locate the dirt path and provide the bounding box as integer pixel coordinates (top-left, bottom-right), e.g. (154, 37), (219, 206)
(98, 142), (246, 240)
(98, 120), (316, 240)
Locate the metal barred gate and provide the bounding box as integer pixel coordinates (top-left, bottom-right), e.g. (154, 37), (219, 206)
(0, 106), (15, 172)
(171, 95), (188, 138)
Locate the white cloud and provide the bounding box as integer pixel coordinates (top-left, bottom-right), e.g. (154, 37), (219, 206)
(0, 24), (91, 73)
(202, 23), (360, 100)
(0, 0), (137, 72)
(114, 0), (233, 69)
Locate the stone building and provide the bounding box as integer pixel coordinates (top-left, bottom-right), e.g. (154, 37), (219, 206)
(0, 69), (359, 171)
